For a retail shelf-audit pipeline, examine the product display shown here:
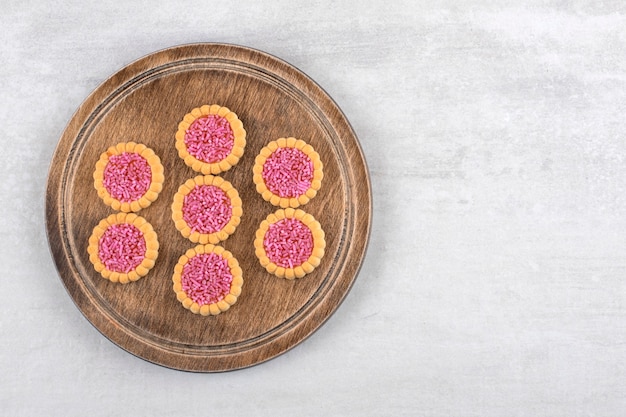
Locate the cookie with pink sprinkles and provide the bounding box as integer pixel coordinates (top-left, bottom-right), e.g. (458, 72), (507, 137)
(254, 208), (325, 279)
(88, 213), (159, 284)
(175, 104), (246, 175)
(172, 244), (243, 316)
(253, 137), (323, 208)
(93, 142), (164, 212)
(172, 175), (243, 244)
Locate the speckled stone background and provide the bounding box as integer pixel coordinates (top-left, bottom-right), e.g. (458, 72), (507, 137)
(2, 1), (626, 415)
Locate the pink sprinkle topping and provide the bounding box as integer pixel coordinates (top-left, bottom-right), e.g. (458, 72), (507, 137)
(263, 218), (314, 268)
(184, 115), (235, 163)
(262, 147), (313, 198)
(182, 185), (233, 234)
(181, 252), (233, 306)
(103, 152), (152, 202)
(98, 223), (146, 273)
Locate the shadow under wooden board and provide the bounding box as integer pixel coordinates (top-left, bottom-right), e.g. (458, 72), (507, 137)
(46, 43), (371, 372)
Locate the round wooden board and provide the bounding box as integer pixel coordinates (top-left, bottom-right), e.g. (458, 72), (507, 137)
(45, 43), (371, 372)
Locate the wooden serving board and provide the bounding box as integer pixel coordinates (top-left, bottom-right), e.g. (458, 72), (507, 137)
(46, 43), (371, 372)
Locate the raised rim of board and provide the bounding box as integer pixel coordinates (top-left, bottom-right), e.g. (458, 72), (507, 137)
(45, 43), (372, 372)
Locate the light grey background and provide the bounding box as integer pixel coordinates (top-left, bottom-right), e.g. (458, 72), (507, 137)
(2, 1), (626, 415)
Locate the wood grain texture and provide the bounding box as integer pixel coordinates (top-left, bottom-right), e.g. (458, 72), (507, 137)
(45, 43), (371, 372)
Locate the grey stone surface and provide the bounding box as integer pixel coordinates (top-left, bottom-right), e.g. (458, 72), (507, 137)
(2, 1), (626, 415)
